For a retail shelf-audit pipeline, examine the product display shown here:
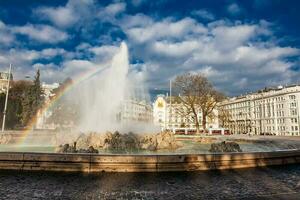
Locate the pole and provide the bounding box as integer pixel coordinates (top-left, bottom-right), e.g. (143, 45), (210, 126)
(2, 64), (12, 132)
(169, 79), (172, 132)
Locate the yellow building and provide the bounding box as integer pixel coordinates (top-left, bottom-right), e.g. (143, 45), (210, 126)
(153, 95), (219, 133)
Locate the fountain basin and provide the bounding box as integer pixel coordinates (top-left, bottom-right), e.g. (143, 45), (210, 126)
(0, 150), (299, 172)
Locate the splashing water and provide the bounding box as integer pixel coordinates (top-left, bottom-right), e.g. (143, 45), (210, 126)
(48, 41), (158, 134)
(77, 42), (130, 132)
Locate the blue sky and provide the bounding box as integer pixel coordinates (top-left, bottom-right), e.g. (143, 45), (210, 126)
(0, 0), (299, 96)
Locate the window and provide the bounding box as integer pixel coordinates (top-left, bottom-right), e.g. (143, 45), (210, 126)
(291, 109), (297, 116)
(290, 102), (297, 108)
(289, 95), (296, 100)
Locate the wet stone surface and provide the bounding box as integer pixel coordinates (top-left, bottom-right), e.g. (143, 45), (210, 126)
(0, 164), (299, 200)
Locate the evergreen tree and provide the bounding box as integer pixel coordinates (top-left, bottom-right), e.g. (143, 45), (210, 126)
(0, 81), (31, 129)
(32, 69), (43, 111)
(21, 69), (44, 127)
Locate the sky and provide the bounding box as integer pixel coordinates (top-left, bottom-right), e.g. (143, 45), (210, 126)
(0, 0), (300, 96)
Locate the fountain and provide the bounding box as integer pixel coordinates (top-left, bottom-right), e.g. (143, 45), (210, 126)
(76, 42), (130, 132)
(0, 42), (299, 172)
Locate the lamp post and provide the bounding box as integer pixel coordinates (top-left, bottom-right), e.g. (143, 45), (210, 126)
(2, 64), (12, 132)
(169, 79), (172, 132)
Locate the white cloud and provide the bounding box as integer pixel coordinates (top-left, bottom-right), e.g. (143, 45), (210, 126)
(29, 59), (99, 83)
(124, 17), (207, 43)
(131, 0), (146, 7)
(12, 24), (69, 43)
(151, 40), (200, 57)
(119, 15), (300, 95)
(0, 47), (71, 83)
(227, 3), (242, 15)
(36, 6), (78, 28)
(89, 45), (118, 57)
(40, 48), (67, 58)
(0, 20), (15, 45)
(23, 43), (121, 83)
(192, 9), (215, 21)
(104, 2), (126, 16)
(1, 4), (299, 96)
(211, 24), (257, 50)
(62, 59), (97, 77)
(34, 0), (126, 29)
(120, 14), (153, 29)
(34, 0), (96, 28)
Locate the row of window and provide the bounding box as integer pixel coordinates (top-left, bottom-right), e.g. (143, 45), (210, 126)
(224, 94), (298, 110)
(291, 118), (298, 123)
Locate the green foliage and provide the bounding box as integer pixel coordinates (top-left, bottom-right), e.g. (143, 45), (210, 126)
(21, 69), (44, 126)
(0, 80), (32, 129)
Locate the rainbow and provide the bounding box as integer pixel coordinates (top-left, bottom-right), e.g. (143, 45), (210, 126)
(18, 64), (109, 144)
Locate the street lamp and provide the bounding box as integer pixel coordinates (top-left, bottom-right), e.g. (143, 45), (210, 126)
(169, 79), (172, 132)
(2, 64), (12, 132)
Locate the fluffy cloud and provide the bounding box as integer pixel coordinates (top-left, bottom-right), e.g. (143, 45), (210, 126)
(12, 24), (68, 43)
(120, 15), (299, 95)
(34, 0), (95, 28)
(0, 46), (72, 83)
(131, 0), (147, 7)
(35, 6), (78, 28)
(124, 17), (207, 43)
(1, 1), (299, 97)
(23, 42), (121, 83)
(0, 21), (15, 45)
(227, 3), (242, 15)
(103, 2), (126, 16)
(151, 40), (200, 57)
(32, 57), (111, 84)
(211, 24), (257, 50)
(191, 9), (215, 21)
(34, 0), (126, 29)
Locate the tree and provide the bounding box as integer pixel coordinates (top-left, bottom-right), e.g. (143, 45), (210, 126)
(32, 69), (43, 110)
(173, 73), (225, 133)
(217, 106), (231, 128)
(21, 69), (44, 126)
(0, 80), (31, 129)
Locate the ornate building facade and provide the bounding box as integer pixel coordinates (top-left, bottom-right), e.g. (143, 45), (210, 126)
(119, 100), (153, 124)
(0, 72), (13, 93)
(153, 95), (219, 132)
(219, 85), (300, 136)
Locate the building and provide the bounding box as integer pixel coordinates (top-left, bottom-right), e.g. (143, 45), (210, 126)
(35, 83), (59, 129)
(153, 95), (219, 133)
(118, 99), (153, 124)
(219, 85), (300, 136)
(41, 82), (59, 102)
(0, 72), (13, 93)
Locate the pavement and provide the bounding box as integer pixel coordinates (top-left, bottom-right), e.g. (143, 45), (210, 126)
(0, 164), (299, 200)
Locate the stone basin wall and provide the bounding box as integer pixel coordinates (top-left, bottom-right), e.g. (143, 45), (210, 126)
(0, 150), (299, 172)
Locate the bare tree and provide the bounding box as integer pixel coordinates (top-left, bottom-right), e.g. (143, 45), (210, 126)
(217, 106), (231, 128)
(171, 97), (194, 128)
(173, 73), (225, 133)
